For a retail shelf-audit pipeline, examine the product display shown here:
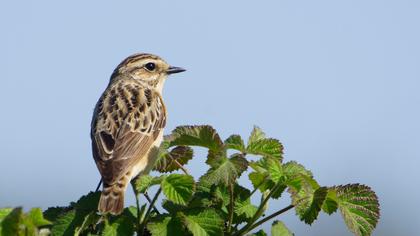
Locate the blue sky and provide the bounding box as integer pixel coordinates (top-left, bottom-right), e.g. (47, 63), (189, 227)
(1, 1), (419, 235)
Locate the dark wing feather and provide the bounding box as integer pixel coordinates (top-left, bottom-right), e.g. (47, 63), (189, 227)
(91, 81), (166, 184)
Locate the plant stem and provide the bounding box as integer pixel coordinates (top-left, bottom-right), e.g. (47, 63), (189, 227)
(173, 159), (189, 175)
(243, 175), (268, 203)
(234, 183), (282, 236)
(131, 181), (141, 231)
(248, 186), (259, 199)
(233, 223), (240, 231)
(144, 192), (160, 214)
(139, 187), (162, 235)
(245, 204), (294, 233)
(227, 182), (235, 234)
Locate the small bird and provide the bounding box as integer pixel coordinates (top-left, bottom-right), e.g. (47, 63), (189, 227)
(91, 53), (185, 215)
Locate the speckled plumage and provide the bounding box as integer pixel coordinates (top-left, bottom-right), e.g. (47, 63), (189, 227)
(91, 53), (184, 215)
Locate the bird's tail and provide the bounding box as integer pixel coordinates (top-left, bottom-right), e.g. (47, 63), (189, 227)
(98, 180), (127, 215)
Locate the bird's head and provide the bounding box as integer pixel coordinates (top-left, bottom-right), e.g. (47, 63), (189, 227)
(111, 53), (185, 89)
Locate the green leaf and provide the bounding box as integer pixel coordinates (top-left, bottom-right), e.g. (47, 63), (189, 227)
(302, 187), (328, 224)
(335, 184), (380, 236)
(194, 183), (252, 218)
(247, 127), (284, 159)
(282, 161), (313, 178)
(0, 208), (13, 233)
(134, 175), (160, 194)
(234, 200), (258, 220)
(288, 175), (325, 224)
(147, 215), (185, 236)
(248, 157), (287, 198)
(74, 212), (98, 236)
(102, 216), (134, 236)
(161, 174), (195, 205)
(74, 191), (101, 212)
(181, 209), (224, 236)
(248, 126), (266, 144)
(101, 223), (116, 236)
(200, 154), (248, 186)
(271, 186), (287, 200)
(189, 180), (219, 209)
(249, 157), (312, 199)
(122, 206), (139, 224)
(0, 208), (13, 222)
(265, 157), (284, 183)
(188, 193), (215, 210)
(0, 207), (43, 235)
(212, 186), (230, 208)
(231, 184), (258, 223)
(43, 206), (70, 223)
(224, 135), (245, 152)
(283, 161), (314, 195)
(134, 174), (153, 194)
(322, 188), (338, 215)
(1, 207), (22, 236)
(51, 210), (77, 236)
(249, 159), (267, 173)
(248, 171), (270, 192)
(51, 192), (101, 236)
(154, 146), (193, 173)
(205, 149), (225, 169)
(169, 125), (224, 152)
(155, 135), (172, 166)
(249, 157), (283, 181)
(230, 154), (249, 175)
(27, 208), (51, 227)
(147, 215), (170, 236)
(162, 200), (187, 214)
(271, 220), (294, 236)
(247, 138), (283, 160)
(250, 230), (268, 236)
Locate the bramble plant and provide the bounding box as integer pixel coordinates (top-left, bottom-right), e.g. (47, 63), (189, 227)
(0, 125), (380, 236)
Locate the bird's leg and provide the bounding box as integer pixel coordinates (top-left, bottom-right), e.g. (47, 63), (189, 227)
(95, 178), (103, 192)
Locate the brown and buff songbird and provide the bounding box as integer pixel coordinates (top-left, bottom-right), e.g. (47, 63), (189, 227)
(91, 53), (185, 215)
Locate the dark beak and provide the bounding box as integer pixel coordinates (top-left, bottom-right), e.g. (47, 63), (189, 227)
(167, 66), (186, 75)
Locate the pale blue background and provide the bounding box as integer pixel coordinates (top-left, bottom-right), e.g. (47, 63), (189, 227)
(1, 1), (419, 235)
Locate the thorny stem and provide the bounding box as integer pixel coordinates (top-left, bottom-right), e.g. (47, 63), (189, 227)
(234, 182), (283, 236)
(244, 175), (268, 203)
(139, 187), (162, 236)
(227, 182), (235, 234)
(173, 159), (189, 175)
(245, 204), (294, 233)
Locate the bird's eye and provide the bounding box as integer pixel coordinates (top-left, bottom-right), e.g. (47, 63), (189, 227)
(145, 62), (156, 71)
